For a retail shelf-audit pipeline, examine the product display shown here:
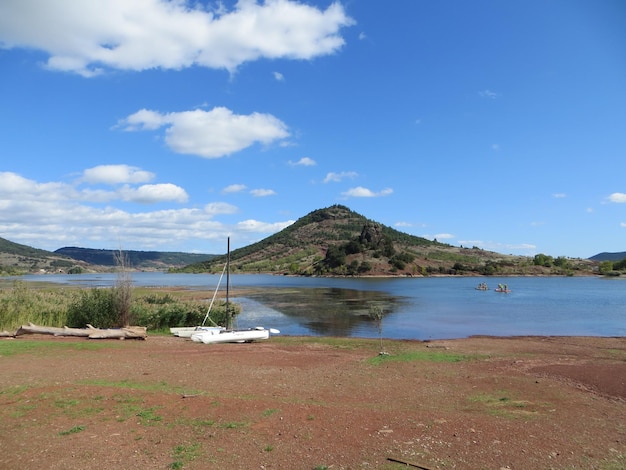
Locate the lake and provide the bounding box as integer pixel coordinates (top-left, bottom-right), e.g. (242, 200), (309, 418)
(13, 273), (626, 340)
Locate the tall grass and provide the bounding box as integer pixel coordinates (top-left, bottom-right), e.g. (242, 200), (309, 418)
(0, 281), (236, 332)
(0, 281), (76, 330)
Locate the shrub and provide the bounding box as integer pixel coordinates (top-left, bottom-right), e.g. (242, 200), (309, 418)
(66, 288), (119, 328)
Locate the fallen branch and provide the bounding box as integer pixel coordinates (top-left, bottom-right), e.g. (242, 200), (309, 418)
(14, 322), (147, 340)
(386, 457), (433, 469)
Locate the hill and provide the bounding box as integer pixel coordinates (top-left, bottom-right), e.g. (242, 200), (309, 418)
(589, 252), (626, 262)
(176, 205), (596, 276)
(55, 247), (214, 270)
(0, 236), (214, 274)
(0, 237), (85, 275)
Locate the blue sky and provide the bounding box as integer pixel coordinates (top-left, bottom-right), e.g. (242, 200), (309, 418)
(1, 0), (625, 259)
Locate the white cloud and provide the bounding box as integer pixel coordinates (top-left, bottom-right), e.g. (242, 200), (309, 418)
(395, 222), (412, 228)
(119, 183), (188, 204)
(222, 184), (247, 194)
(81, 164), (154, 185)
(434, 233), (455, 240)
(250, 188), (276, 197)
(621, 222), (626, 227)
(323, 171), (357, 183)
(0, 170), (187, 206)
(288, 157), (316, 167)
(607, 192), (626, 203)
(341, 186), (393, 198)
(118, 107), (290, 158)
(479, 89), (499, 99)
(273, 71), (284, 81)
(552, 193), (566, 198)
(204, 202), (238, 216)
(0, 0), (354, 76)
(0, 170), (290, 251)
(237, 219), (294, 233)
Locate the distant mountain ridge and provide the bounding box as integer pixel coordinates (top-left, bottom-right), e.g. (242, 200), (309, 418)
(54, 247), (214, 269)
(588, 252), (626, 262)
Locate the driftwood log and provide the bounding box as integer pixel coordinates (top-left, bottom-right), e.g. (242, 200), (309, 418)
(14, 323), (147, 340)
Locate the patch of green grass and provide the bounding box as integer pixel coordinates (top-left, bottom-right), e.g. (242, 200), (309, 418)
(367, 348), (477, 365)
(606, 349), (626, 360)
(179, 417), (215, 429)
(136, 407), (162, 425)
(111, 392), (143, 404)
(0, 340), (113, 357)
(468, 391), (537, 419)
(113, 398), (145, 422)
(261, 408), (280, 417)
(82, 378), (201, 396)
(220, 421), (248, 429)
(54, 398), (80, 408)
(599, 453), (626, 470)
(114, 401), (164, 425)
(0, 384), (30, 397)
(264, 445), (274, 452)
(10, 403), (37, 418)
(59, 425), (85, 436)
(168, 442), (202, 469)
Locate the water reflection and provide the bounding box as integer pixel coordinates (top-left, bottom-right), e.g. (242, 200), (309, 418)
(243, 287), (408, 337)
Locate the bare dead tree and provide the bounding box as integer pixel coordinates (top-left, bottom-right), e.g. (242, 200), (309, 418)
(113, 248), (133, 327)
(368, 303), (387, 355)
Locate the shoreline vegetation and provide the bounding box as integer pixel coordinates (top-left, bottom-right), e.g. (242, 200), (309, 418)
(0, 280), (236, 334)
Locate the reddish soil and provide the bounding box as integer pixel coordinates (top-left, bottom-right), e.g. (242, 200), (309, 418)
(1, 335), (624, 469)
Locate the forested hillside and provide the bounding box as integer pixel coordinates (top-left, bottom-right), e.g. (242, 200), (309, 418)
(55, 247), (214, 269)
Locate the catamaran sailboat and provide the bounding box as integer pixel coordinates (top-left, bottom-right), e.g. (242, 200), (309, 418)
(187, 237), (279, 344)
(170, 263), (227, 338)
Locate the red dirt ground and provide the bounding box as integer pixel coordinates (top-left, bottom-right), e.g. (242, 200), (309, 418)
(1, 335), (624, 469)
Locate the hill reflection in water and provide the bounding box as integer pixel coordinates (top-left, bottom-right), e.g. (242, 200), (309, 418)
(238, 287), (408, 337)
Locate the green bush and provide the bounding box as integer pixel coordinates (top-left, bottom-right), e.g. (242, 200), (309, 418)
(66, 288), (120, 328)
(132, 294), (238, 331)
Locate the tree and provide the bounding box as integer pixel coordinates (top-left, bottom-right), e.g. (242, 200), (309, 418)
(323, 245), (346, 269)
(598, 260), (613, 275)
(533, 253), (554, 267)
(613, 258), (626, 271)
(113, 248), (133, 327)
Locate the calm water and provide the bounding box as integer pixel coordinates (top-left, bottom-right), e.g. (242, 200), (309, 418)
(11, 273), (626, 340)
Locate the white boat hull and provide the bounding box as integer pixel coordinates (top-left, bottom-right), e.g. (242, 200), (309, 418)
(191, 327), (274, 344)
(170, 326), (224, 338)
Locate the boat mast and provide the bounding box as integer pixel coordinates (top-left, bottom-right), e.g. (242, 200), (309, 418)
(226, 236), (232, 330)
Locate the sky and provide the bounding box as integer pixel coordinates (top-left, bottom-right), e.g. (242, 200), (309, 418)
(1, 0), (625, 259)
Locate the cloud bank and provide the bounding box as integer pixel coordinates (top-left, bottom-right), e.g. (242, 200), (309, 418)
(0, 0), (354, 76)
